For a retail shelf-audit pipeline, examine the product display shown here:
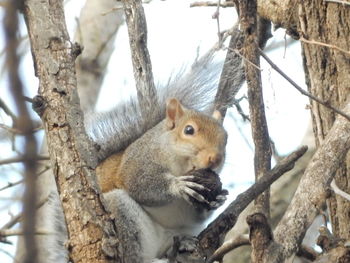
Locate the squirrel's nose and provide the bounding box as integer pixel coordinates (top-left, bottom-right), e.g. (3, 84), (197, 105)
(208, 153), (222, 168)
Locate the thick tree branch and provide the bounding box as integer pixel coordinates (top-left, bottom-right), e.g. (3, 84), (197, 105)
(23, 1), (121, 262)
(198, 146), (307, 258)
(121, 0), (159, 127)
(257, 0), (298, 37)
(237, 5), (271, 262)
(215, 26), (245, 117)
(268, 101), (350, 261)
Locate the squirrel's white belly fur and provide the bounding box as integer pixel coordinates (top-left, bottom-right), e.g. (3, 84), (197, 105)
(143, 200), (206, 233)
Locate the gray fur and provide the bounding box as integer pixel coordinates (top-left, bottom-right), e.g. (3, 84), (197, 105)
(85, 54), (224, 161)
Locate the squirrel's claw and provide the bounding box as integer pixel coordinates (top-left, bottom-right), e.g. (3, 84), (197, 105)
(171, 176), (209, 205)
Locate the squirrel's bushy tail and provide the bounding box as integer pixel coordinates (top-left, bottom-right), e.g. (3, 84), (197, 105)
(85, 52), (224, 161)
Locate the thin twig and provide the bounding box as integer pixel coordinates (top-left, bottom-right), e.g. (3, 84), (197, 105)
(300, 37), (350, 56)
(0, 155), (49, 166)
(330, 179), (350, 201)
(0, 122), (42, 135)
(259, 49), (350, 122)
(207, 234), (250, 263)
(229, 47), (262, 71)
(1, 195), (49, 230)
(0, 166), (50, 192)
(0, 228), (51, 237)
(324, 0), (350, 6)
(0, 98), (17, 121)
(198, 146), (308, 257)
(0, 247), (19, 263)
(190, 1), (235, 8)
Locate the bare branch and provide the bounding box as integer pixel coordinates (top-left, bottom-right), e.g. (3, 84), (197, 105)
(269, 101), (350, 261)
(75, 0), (124, 111)
(207, 234), (250, 263)
(0, 228), (51, 237)
(300, 36), (350, 56)
(324, 0), (350, 6)
(0, 166), (50, 191)
(259, 49), (350, 122)
(190, 1), (235, 8)
(0, 98), (17, 121)
(3, 1), (39, 262)
(23, 0), (121, 261)
(0, 155), (49, 166)
(198, 146), (308, 257)
(330, 179), (350, 202)
(257, 0), (298, 37)
(238, 5), (271, 253)
(0, 122), (42, 135)
(121, 0), (159, 127)
(215, 26), (245, 116)
(1, 195), (49, 230)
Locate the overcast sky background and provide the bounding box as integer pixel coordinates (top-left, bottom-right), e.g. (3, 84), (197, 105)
(0, 0), (311, 261)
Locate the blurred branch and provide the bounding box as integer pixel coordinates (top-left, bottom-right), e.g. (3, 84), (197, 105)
(4, 1), (38, 263)
(0, 98), (17, 121)
(74, 0), (124, 111)
(0, 121), (42, 135)
(0, 228), (50, 237)
(1, 195), (49, 230)
(0, 155), (49, 166)
(0, 166), (50, 191)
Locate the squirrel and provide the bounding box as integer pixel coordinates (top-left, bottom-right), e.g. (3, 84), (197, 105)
(81, 56), (230, 262)
(27, 53), (239, 263)
(95, 98), (228, 262)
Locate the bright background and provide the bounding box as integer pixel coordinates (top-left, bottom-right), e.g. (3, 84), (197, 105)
(0, 0), (310, 261)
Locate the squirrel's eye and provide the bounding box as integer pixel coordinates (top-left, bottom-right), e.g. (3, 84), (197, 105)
(184, 125), (195, 135)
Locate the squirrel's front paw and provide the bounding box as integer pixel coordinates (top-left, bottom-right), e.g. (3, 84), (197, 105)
(170, 176), (209, 204)
(186, 169), (228, 210)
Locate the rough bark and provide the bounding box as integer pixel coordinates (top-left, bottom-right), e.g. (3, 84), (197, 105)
(121, 0), (159, 126)
(298, 0), (350, 241)
(257, 0), (298, 36)
(22, 1), (121, 262)
(269, 101), (350, 261)
(238, 0), (272, 224)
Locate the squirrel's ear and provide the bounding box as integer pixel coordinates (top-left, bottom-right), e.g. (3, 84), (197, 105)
(166, 98), (184, 130)
(212, 110), (223, 123)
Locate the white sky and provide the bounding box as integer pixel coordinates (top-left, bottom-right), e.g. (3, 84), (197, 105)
(0, 0), (311, 261)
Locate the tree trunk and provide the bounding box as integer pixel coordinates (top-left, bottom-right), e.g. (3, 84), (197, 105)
(299, 0), (350, 240)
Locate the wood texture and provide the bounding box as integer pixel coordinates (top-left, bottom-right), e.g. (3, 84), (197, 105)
(22, 1), (121, 262)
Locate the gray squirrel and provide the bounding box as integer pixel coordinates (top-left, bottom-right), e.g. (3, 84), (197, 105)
(84, 57), (230, 262)
(20, 51), (243, 263)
